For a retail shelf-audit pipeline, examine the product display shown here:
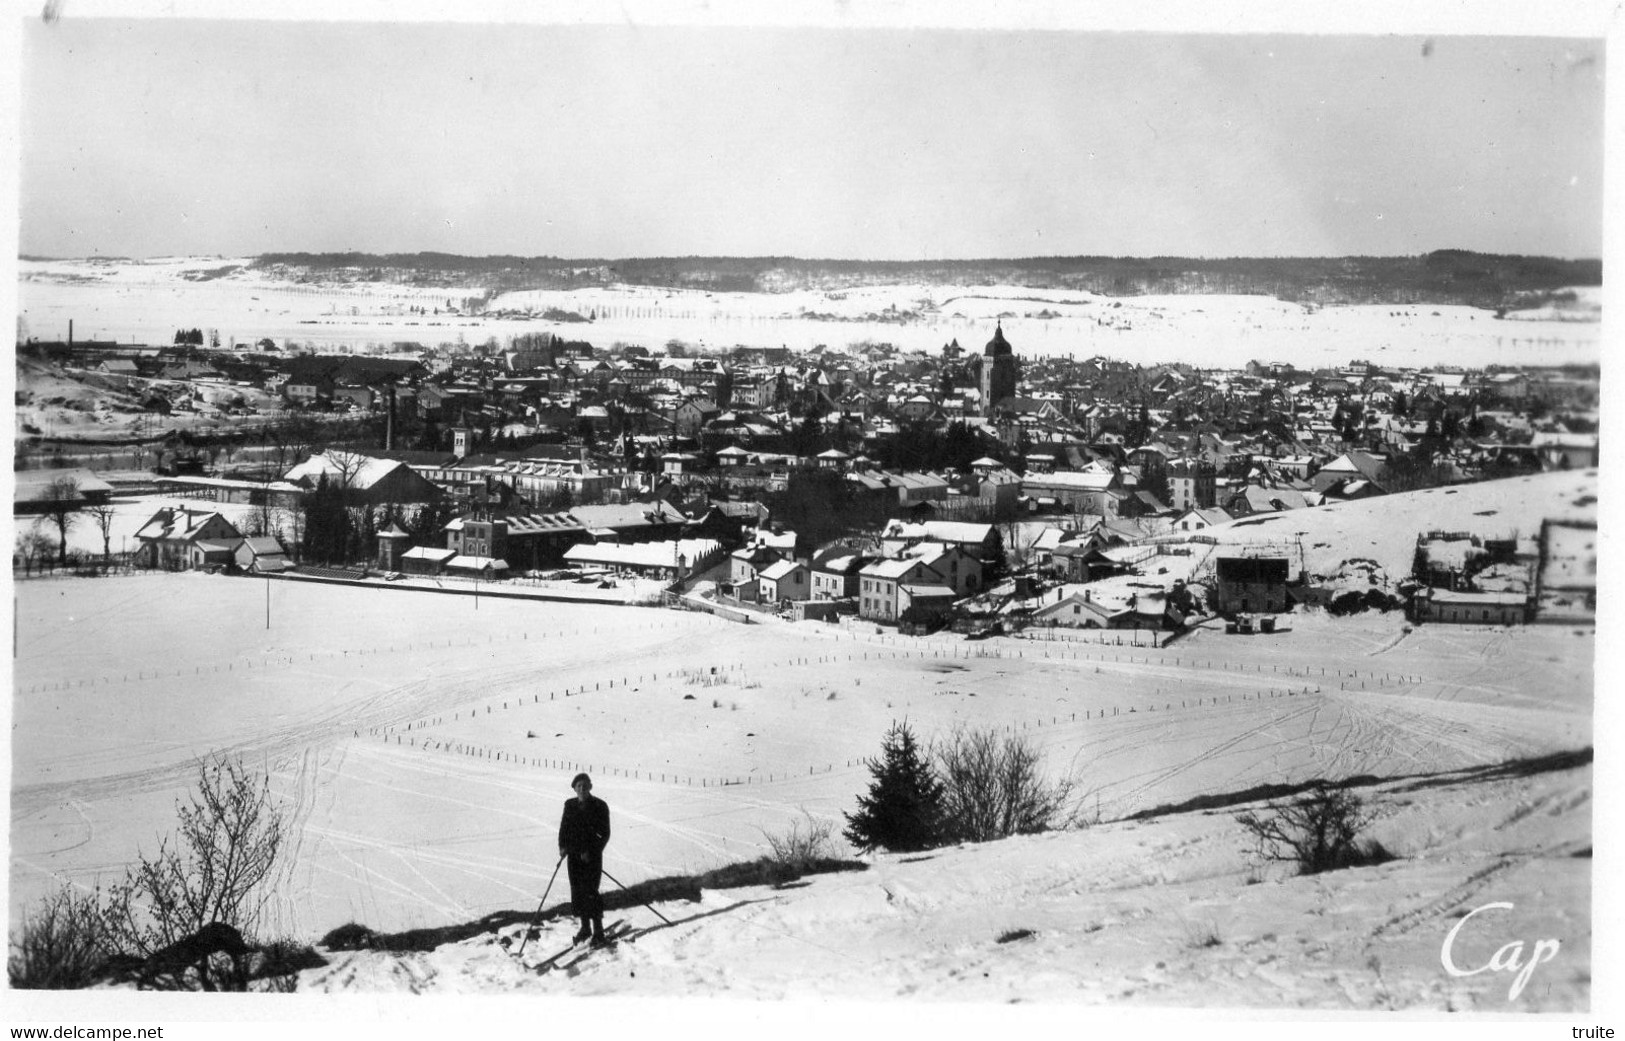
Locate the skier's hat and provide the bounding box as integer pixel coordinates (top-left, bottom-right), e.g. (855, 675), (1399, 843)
(571, 772), (592, 789)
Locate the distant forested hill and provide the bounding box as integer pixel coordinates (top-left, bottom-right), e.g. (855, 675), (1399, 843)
(249, 250), (1600, 308)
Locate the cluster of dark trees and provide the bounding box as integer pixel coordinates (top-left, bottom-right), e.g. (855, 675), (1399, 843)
(298, 483), (454, 566)
(867, 420), (1022, 473)
(760, 470), (888, 551)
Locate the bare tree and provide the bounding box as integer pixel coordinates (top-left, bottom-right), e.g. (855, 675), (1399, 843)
(327, 449), (369, 491)
(246, 463), (291, 540)
(85, 503), (117, 564)
(15, 528), (55, 575)
(264, 414), (318, 475)
(281, 505), (305, 561)
(1001, 520), (1043, 573)
(101, 755), (287, 964)
(40, 477), (82, 567)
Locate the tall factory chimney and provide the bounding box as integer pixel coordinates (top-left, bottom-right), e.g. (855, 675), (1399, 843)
(385, 385), (397, 451)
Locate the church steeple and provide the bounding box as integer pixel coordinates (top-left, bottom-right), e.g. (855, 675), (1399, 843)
(985, 322), (1012, 356)
(979, 322), (1017, 415)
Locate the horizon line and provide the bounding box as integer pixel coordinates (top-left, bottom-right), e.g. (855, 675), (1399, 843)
(18, 248), (1606, 266)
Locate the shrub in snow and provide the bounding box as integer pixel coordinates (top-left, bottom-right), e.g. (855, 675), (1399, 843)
(844, 721), (947, 853)
(318, 923), (377, 950)
(762, 809), (838, 869)
(251, 938), (327, 992)
(1183, 920), (1223, 949)
(99, 754), (287, 989)
(934, 726), (1078, 843)
(7, 884), (110, 989)
(1235, 783), (1395, 876)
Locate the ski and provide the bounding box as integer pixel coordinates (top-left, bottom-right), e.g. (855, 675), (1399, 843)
(514, 919), (630, 973)
(577, 920), (635, 954)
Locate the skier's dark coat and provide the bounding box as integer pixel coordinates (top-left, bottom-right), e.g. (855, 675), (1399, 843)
(559, 794), (611, 918)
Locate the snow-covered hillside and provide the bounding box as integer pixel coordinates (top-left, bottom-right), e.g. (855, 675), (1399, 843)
(299, 755), (1590, 1010)
(1166, 469), (1598, 583)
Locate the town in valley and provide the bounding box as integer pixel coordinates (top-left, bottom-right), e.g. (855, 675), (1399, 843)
(9, 16), (1604, 1021)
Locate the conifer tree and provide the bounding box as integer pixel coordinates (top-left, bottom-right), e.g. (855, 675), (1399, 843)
(844, 721), (946, 854)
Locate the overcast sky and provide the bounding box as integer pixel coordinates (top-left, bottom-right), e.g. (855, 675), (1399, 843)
(17, 16), (1608, 260)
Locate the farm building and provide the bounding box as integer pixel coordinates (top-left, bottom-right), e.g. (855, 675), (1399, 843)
(284, 450), (443, 505)
(14, 468), (114, 515)
(1411, 588), (1531, 626)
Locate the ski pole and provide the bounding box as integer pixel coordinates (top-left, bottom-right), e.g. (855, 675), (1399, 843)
(600, 867), (673, 926)
(516, 854), (566, 956)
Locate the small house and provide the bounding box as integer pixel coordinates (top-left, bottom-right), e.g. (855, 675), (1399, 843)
(904, 543), (983, 599)
(730, 544), (783, 587)
(810, 548), (871, 600)
(133, 505), (244, 571)
(402, 546), (457, 576)
(757, 559), (811, 604)
(858, 558), (946, 623)
(234, 536), (293, 573)
(1032, 590), (1131, 629)
(897, 582), (958, 629)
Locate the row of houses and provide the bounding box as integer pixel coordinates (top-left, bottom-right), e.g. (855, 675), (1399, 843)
(719, 518), (1000, 627)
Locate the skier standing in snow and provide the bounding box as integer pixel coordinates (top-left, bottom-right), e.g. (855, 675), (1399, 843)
(558, 772), (611, 947)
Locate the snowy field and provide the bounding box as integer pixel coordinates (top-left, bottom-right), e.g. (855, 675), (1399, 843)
(18, 257), (1600, 369)
(10, 566), (1593, 1008)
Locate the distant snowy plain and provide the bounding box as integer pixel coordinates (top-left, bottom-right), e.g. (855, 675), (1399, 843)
(17, 256), (1600, 370)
